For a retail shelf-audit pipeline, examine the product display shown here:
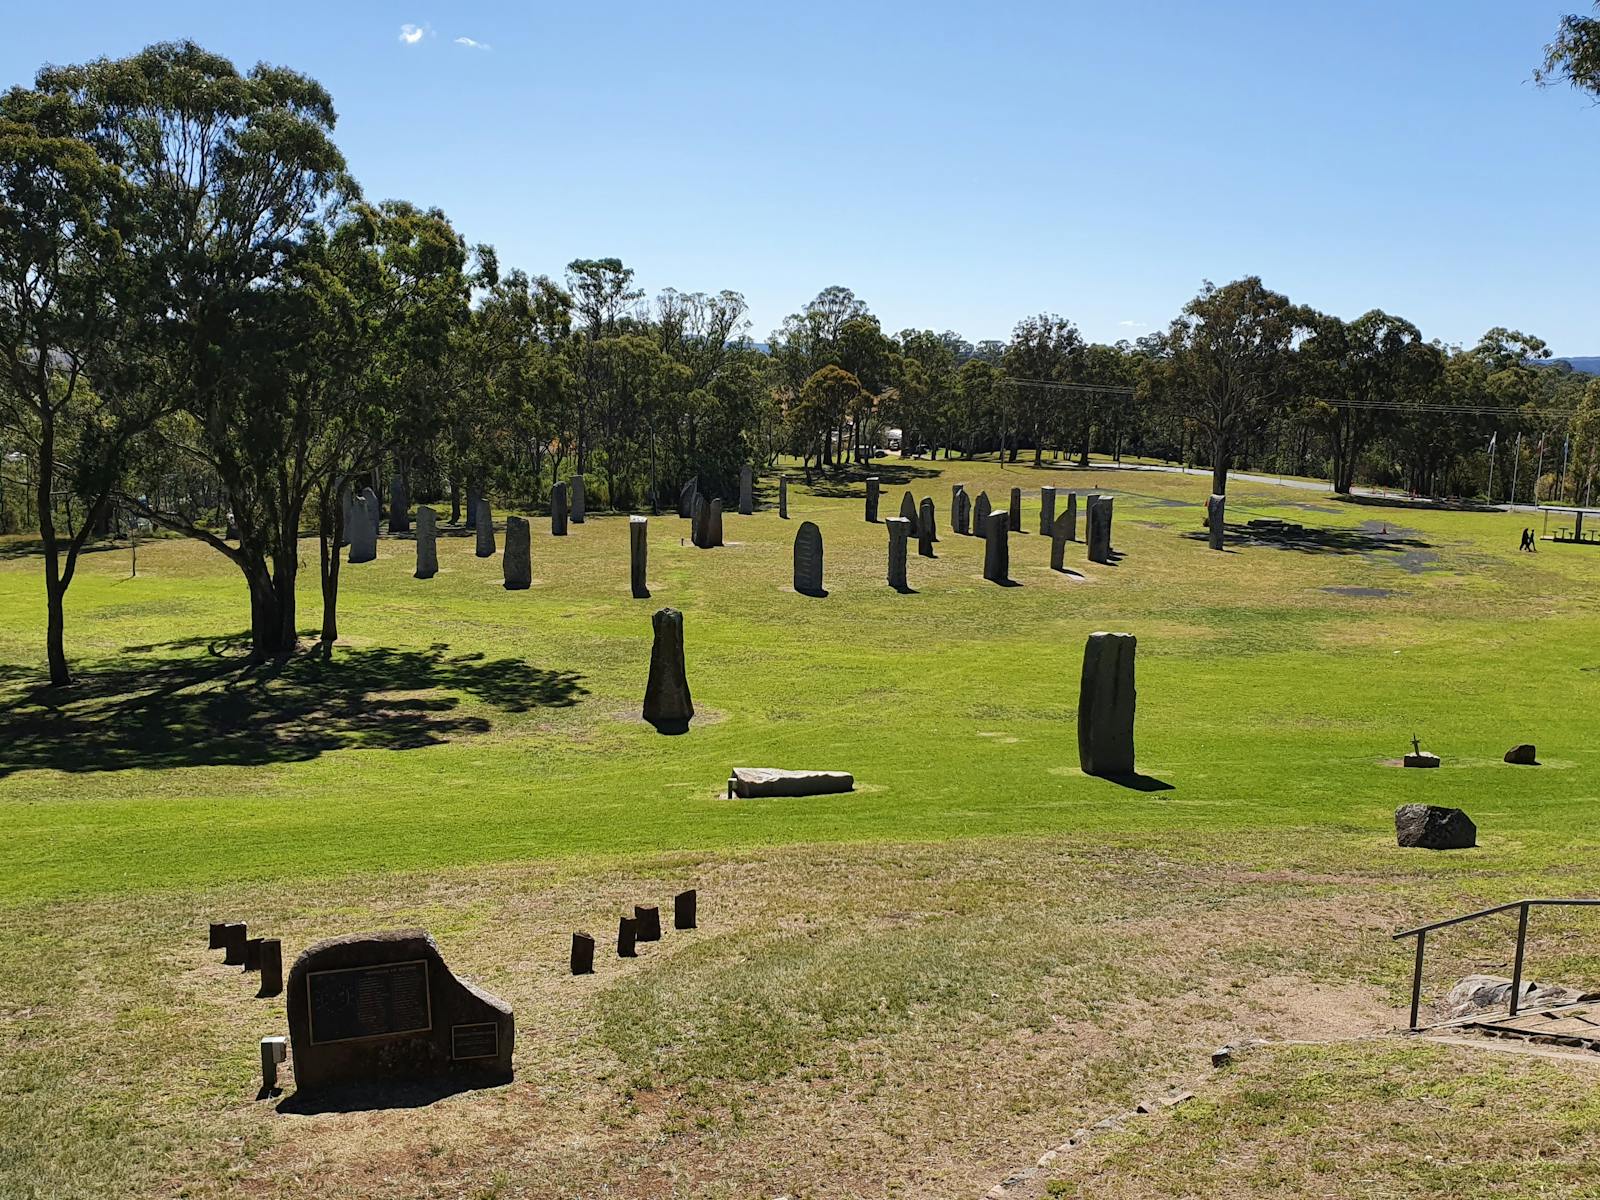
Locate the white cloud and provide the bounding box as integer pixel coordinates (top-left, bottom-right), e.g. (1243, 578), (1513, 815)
(454, 35), (492, 50)
(399, 23), (427, 45)
(1118, 320), (1147, 329)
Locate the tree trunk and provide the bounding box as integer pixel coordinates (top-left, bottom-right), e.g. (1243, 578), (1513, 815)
(450, 478), (461, 524)
(319, 493), (342, 651)
(1211, 436), (1231, 496)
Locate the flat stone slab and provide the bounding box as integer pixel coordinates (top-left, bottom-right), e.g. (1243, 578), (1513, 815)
(1402, 752), (1441, 768)
(728, 767), (854, 799)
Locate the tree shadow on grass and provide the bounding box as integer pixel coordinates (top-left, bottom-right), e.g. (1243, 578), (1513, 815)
(1335, 493), (1496, 514)
(804, 462), (942, 497)
(1181, 523), (1432, 557)
(0, 634), (586, 777)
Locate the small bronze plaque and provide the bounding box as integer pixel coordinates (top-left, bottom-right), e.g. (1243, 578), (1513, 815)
(307, 960), (431, 1045)
(451, 1021), (499, 1060)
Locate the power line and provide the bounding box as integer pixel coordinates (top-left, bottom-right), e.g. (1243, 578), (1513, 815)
(1001, 375), (1136, 397)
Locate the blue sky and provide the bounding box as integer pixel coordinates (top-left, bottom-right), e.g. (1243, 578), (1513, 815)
(6, 2), (1597, 352)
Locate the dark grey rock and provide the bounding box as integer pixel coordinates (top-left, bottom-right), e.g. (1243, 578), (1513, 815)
(1087, 496), (1113, 564)
(1505, 744), (1538, 765)
(348, 490), (378, 564)
(474, 499), (495, 557)
(679, 477), (698, 519)
(1008, 487), (1022, 532)
(865, 477), (880, 523)
(502, 516), (531, 589)
(389, 473), (409, 534)
(729, 767), (855, 798)
(551, 482), (568, 537)
(630, 515), (649, 599)
(778, 475), (789, 519)
(1065, 491), (1078, 541)
(415, 506), (439, 579)
(643, 607), (694, 733)
(466, 485), (481, 529)
(918, 497), (937, 557)
(1039, 486), (1056, 536)
(794, 521), (824, 595)
(1395, 804), (1476, 850)
(974, 491), (992, 538)
(1207, 494), (1225, 551)
(899, 491), (919, 536)
(1078, 632), (1136, 777)
(886, 517), (911, 591)
(1050, 509), (1071, 571)
(708, 498), (724, 547)
(983, 511), (1009, 583)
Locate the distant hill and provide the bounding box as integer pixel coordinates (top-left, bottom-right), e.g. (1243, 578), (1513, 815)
(1552, 357), (1600, 374)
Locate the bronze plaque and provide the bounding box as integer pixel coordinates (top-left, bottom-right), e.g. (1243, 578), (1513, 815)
(451, 1022), (499, 1060)
(307, 959), (431, 1045)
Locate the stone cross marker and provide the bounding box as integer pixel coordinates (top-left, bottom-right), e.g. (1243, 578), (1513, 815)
(389, 474), (410, 534)
(1050, 509), (1072, 571)
(348, 491), (378, 564)
(973, 491), (992, 539)
(886, 517), (911, 591)
(551, 481), (569, 537)
(983, 511), (1010, 583)
(679, 477), (698, 519)
(286, 928), (514, 1093)
(793, 521), (824, 596)
(1008, 487), (1023, 532)
(630, 515), (649, 599)
(643, 607), (694, 733)
(474, 499), (496, 558)
(1039, 487), (1056, 536)
(1065, 492), (1078, 542)
(918, 498), (937, 557)
(1207, 494), (1225, 551)
(1078, 632), (1136, 777)
(739, 465), (753, 515)
(778, 475), (789, 519)
(1086, 496), (1114, 564)
(571, 474), (586, 524)
(865, 477), (881, 523)
(899, 491), (919, 536)
(503, 516), (531, 589)
(415, 505), (439, 579)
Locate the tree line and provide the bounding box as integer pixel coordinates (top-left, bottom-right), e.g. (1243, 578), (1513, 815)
(2, 38), (1597, 684)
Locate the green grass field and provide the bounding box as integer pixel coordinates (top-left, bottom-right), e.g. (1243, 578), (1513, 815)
(4, 456), (1600, 1198)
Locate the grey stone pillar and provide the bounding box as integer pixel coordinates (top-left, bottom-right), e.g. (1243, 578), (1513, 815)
(918, 497), (937, 557)
(630, 515), (649, 598)
(643, 607), (694, 733)
(739, 465), (753, 515)
(348, 491), (378, 564)
(708, 498), (724, 547)
(1065, 492), (1078, 541)
(983, 511), (1010, 583)
(339, 485), (353, 547)
(571, 474), (586, 524)
(1039, 486), (1056, 535)
(973, 491), (992, 538)
(778, 475), (789, 519)
(691, 494), (708, 547)
(475, 499), (495, 557)
(865, 477), (880, 523)
(1087, 497), (1113, 564)
(415, 505), (439, 579)
(951, 484), (966, 533)
(886, 517), (910, 591)
(551, 481), (568, 537)
(1008, 487), (1023, 532)
(794, 520), (824, 595)
(1050, 509), (1071, 571)
(503, 515), (531, 589)
(1078, 632), (1136, 777)
(899, 491), (918, 534)
(1207, 494), (1225, 551)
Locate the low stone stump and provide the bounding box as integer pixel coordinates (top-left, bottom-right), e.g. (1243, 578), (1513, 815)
(285, 928), (514, 1093)
(1078, 631), (1136, 777)
(570, 933), (594, 976)
(502, 516), (531, 589)
(258, 939), (283, 998)
(634, 905), (662, 942)
(1403, 751), (1441, 768)
(415, 506), (439, 579)
(1505, 743), (1538, 765)
(674, 890), (697, 930)
(1395, 804), (1476, 850)
(221, 922), (248, 966)
(616, 916), (637, 958)
(727, 767), (855, 798)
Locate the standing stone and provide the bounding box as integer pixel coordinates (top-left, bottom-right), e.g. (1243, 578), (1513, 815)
(551, 481), (569, 537)
(617, 916), (638, 958)
(794, 521), (824, 596)
(983, 511), (1010, 583)
(339, 485), (354, 547)
(1039, 487), (1056, 536)
(951, 484), (967, 532)
(1009, 487), (1023, 532)
(389, 473), (409, 534)
(348, 491), (378, 564)
(570, 933), (595, 976)
(286, 928), (514, 1092)
(778, 475), (789, 519)
(503, 516), (531, 589)
(1050, 509), (1072, 571)
(954, 489), (971, 536)
(475, 499), (496, 557)
(886, 517), (911, 591)
(1207, 494), (1225, 551)
(679, 477), (698, 519)
(258, 939), (283, 999)
(708, 498), (724, 547)
(866, 477), (881, 523)
(918, 498), (937, 557)
(634, 905), (662, 942)
(643, 607), (694, 733)
(244, 937), (264, 972)
(220, 923), (248, 966)
(739, 465), (753, 515)
(1087, 497), (1113, 564)
(899, 491), (919, 535)
(1065, 492), (1079, 542)
(630, 515), (649, 599)
(571, 474), (586, 524)
(415, 506), (439, 579)
(466, 485), (481, 529)
(1078, 632), (1136, 777)
(674, 889), (697, 930)
(691, 494), (706, 545)
(973, 492), (992, 541)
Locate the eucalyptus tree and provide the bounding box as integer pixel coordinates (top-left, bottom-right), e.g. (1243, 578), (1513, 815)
(1538, 5), (1600, 97)
(565, 257), (643, 475)
(1003, 314), (1086, 464)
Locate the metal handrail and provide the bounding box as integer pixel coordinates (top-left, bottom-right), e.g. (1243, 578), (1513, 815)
(1392, 898), (1600, 1031)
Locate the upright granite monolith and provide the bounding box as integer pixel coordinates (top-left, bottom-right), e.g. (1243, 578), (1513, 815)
(794, 521), (824, 596)
(1065, 492), (1078, 542)
(475, 499), (495, 557)
(571, 474), (586, 524)
(951, 484), (967, 532)
(973, 491), (992, 538)
(1077, 632), (1136, 777)
(708, 498), (724, 547)
(339, 485), (354, 547)
(389, 473), (410, 534)
(899, 491), (919, 535)
(983, 511), (1010, 583)
(1008, 487), (1023, 532)
(954, 489), (971, 535)
(739, 465), (753, 515)
(690, 494), (706, 545)
(503, 516), (531, 589)
(348, 491), (378, 564)
(778, 475), (789, 519)
(630, 515), (649, 598)
(643, 607), (693, 733)
(918, 498), (938, 557)
(886, 517), (911, 591)
(1050, 509), (1071, 571)
(1039, 487), (1056, 536)
(551, 482), (569, 537)
(415, 505), (439, 579)
(1087, 496), (1113, 564)
(1207, 494), (1225, 551)
(866, 477), (881, 523)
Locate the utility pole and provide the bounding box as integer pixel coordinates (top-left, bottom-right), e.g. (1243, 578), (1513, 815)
(1510, 432), (1522, 507)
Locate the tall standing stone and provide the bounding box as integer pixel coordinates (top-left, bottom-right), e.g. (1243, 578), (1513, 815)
(389, 473), (410, 534)
(415, 505), (439, 579)
(1050, 509), (1071, 571)
(1078, 632), (1136, 777)
(691, 494), (708, 547)
(551, 481), (569, 537)
(899, 491), (919, 536)
(954, 490), (971, 535)
(951, 484), (966, 532)
(793, 521), (824, 595)
(918, 498), (938, 557)
(983, 511), (1010, 583)
(679, 477), (698, 519)
(475, 499), (496, 557)
(503, 516), (531, 589)
(778, 475), (789, 519)
(339, 485), (354, 547)
(1008, 487), (1023, 532)
(1207, 494), (1226, 551)
(1065, 492), (1078, 542)
(865, 477), (881, 523)
(708, 498), (724, 547)
(348, 491), (378, 564)
(643, 607), (693, 733)
(739, 465), (753, 515)
(1039, 487), (1056, 536)
(1086, 496), (1113, 564)
(571, 474), (586, 524)
(886, 517), (911, 591)
(466, 485), (481, 529)
(973, 491), (992, 538)
(630, 515), (649, 599)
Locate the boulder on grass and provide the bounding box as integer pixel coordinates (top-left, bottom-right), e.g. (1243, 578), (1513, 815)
(1395, 803), (1475, 850)
(1402, 751), (1440, 768)
(728, 767), (854, 799)
(1504, 743), (1538, 765)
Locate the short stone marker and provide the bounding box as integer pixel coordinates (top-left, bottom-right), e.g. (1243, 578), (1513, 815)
(244, 936), (264, 972)
(794, 521), (824, 596)
(348, 491), (377, 564)
(778, 475), (789, 519)
(1008, 487), (1023, 532)
(1078, 631), (1136, 777)
(389, 474), (410, 534)
(1505, 743), (1538, 765)
(286, 928), (515, 1092)
(551, 481), (569, 537)
(983, 511), (1010, 583)
(629, 515), (649, 599)
(899, 491), (919, 535)
(474, 499), (495, 557)
(1065, 491), (1078, 541)
(886, 516), (911, 591)
(415, 506), (439, 579)
(728, 767), (855, 798)
(1040, 486), (1056, 535)
(503, 516), (531, 589)
(1086, 496), (1113, 564)
(643, 607), (694, 734)
(221, 922), (248, 966)
(258, 939), (284, 998)
(634, 905), (662, 943)
(571, 474), (586, 524)
(1395, 804), (1476, 850)
(1050, 509), (1072, 571)
(570, 933), (594, 976)
(674, 890), (697, 930)
(739, 465), (753, 515)
(260, 1035), (288, 1092)
(1207, 494), (1226, 551)
(866, 477), (881, 523)
(617, 916), (638, 958)
(209, 922), (230, 950)
(679, 477), (698, 518)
